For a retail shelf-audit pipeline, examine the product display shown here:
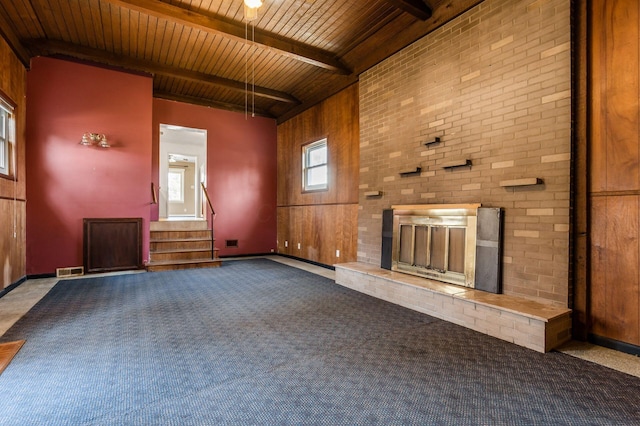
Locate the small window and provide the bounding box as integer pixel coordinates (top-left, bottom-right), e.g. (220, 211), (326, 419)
(168, 168), (185, 202)
(0, 96), (15, 177)
(302, 138), (328, 191)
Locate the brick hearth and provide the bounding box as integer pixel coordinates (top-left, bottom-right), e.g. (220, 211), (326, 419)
(335, 262), (571, 353)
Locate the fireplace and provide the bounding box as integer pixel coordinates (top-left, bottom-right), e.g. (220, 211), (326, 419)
(382, 204), (502, 293)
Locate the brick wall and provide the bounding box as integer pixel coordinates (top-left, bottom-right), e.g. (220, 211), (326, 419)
(358, 0), (571, 306)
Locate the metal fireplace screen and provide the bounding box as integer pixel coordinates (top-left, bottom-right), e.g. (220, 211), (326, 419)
(392, 204), (479, 287)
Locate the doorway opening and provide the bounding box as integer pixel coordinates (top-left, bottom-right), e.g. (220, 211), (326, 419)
(159, 124), (207, 220)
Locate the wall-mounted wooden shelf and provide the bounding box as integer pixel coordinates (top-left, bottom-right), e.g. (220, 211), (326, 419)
(442, 159), (472, 169)
(424, 137), (441, 147)
(399, 167), (422, 177)
(499, 178), (544, 187)
(364, 190), (382, 197)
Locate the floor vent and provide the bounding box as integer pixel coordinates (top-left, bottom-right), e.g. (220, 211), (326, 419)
(225, 239), (239, 248)
(56, 266), (84, 278)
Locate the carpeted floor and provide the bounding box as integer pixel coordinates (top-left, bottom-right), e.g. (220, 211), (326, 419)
(0, 258), (639, 425)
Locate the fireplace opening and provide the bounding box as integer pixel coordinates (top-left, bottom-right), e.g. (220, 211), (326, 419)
(383, 204), (502, 293)
(399, 224), (467, 273)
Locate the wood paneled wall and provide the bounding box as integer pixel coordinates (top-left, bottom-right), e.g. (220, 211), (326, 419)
(277, 84), (359, 265)
(588, 0), (640, 347)
(0, 36), (27, 289)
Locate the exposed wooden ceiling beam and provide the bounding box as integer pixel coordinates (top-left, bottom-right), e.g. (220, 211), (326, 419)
(154, 91), (274, 118)
(104, 0), (351, 75)
(25, 39), (299, 104)
(0, 13), (31, 67)
(383, 0), (432, 20)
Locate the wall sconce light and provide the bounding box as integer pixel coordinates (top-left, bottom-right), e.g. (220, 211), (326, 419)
(80, 132), (110, 148)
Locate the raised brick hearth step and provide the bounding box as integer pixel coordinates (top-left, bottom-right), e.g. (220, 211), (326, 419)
(334, 262), (572, 353)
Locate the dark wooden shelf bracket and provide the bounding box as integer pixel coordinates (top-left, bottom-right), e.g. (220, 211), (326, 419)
(442, 159), (472, 169)
(399, 167), (422, 177)
(499, 178), (544, 187)
(424, 137), (441, 147)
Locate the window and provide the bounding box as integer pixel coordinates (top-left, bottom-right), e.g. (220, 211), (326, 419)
(0, 96), (14, 177)
(168, 168), (184, 202)
(302, 138), (328, 191)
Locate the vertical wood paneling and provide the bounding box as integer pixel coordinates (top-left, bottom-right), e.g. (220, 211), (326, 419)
(276, 204), (358, 265)
(0, 199), (26, 289)
(573, 0), (589, 339)
(337, 203), (358, 262)
(276, 85), (359, 266)
(277, 207), (289, 254)
(590, 196), (640, 345)
(326, 86), (359, 205)
(277, 84), (359, 207)
(589, 197), (608, 337)
(0, 35), (27, 288)
(588, 0), (640, 347)
(589, 0), (606, 192)
(604, 1), (639, 191)
(290, 206), (303, 257)
(605, 196), (640, 344)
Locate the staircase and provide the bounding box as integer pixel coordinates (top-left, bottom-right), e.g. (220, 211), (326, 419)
(146, 220), (222, 272)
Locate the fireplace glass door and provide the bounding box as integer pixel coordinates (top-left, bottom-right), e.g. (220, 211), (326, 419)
(392, 211), (477, 287)
(398, 224), (466, 273)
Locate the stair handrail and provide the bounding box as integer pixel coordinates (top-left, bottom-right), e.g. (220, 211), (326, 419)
(201, 182), (216, 259)
(151, 182), (158, 205)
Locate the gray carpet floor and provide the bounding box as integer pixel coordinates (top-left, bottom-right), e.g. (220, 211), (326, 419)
(0, 258), (639, 425)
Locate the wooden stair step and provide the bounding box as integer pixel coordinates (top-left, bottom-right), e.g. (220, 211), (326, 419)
(150, 239), (212, 251)
(150, 248), (219, 262)
(150, 237), (212, 242)
(145, 258), (222, 272)
(150, 230), (212, 239)
(151, 248), (213, 254)
(150, 220), (209, 231)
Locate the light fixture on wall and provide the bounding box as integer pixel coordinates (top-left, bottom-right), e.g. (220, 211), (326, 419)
(80, 132), (110, 148)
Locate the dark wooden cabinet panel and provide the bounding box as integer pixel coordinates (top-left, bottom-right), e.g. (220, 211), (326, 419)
(83, 218), (143, 273)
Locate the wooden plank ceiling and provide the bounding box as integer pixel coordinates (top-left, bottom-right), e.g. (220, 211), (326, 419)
(0, 0), (482, 122)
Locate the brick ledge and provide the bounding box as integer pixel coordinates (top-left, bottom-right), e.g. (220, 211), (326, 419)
(334, 262), (571, 352)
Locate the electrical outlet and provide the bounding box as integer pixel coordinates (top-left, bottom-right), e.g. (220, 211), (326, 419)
(297, 243), (301, 250)
(336, 249), (340, 257)
(285, 240), (288, 247)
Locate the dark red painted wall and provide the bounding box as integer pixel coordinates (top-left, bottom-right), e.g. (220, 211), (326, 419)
(26, 57), (153, 275)
(153, 99), (277, 256)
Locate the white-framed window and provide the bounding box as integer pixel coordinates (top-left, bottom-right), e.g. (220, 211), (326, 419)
(168, 168), (185, 202)
(0, 97), (14, 177)
(302, 138), (328, 191)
